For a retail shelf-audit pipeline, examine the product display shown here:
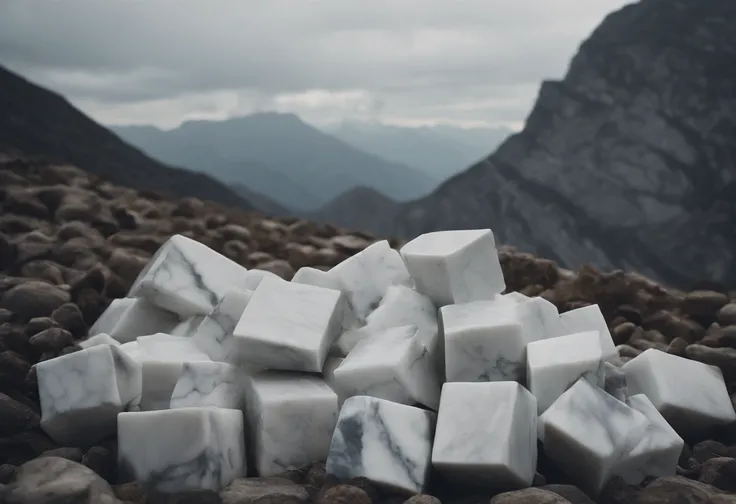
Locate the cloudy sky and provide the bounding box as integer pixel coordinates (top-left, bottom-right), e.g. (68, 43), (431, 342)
(0, 0), (630, 130)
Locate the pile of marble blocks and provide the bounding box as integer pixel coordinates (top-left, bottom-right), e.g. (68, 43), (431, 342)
(33, 231), (736, 497)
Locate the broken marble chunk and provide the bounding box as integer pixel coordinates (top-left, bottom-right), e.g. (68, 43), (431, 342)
(243, 372), (338, 476)
(234, 277), (344, 372)
(169, 361), (244, 410)
(615, 394), (684, 484)
(621, 349), (736, 437)
(526, 331), (604, 414)
(190, 288), (252, 362)
(333, 325), (441, 410)
(78, 333), (122, 349)
(88, 297), (179, 343)
(36, 344), (142, 445)
(399, 229), (505, 306)
(118, 407), (245, 492)
(559, 304), (617, 360)
(432, 381), (538, 491)
(128, 234), (251, 317)
(327, 240), (414, 323)
(326, 395), (435, 494)
(538, 377), (650, 496)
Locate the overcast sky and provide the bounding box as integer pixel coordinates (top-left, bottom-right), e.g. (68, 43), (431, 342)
(0, 0), (631, 130)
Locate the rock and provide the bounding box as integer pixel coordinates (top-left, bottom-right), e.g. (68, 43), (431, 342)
(490, 488), (572, 504)
(698, 457), (736, 492)
(50, 303), (87, 336)
(316, 484), (373, 504)
(28, 327), (75, 353)
(685, 345), (736, 381)
(692, 440), (730, 463)
(718, 304), (736, 326)
(403, 496), (442, 504)
(82, 446), (116, 484)
(219, 477), (309, 504)
(0, 281), (71, 321)
(38, 447), (84, 463)
(683, 291), (730, 318)
(24, 317), (59, 337)
(0, 393), (39, 436)
(0, 464), (17, 485)
(635, 476), (730, 504)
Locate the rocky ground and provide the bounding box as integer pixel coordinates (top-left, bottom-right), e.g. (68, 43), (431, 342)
(1, 155), (736, 503)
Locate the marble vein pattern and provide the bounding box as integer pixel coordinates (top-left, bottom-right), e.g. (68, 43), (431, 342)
(169, 362), (244, 410)
(326, 395), (436, 494)
(621, 349), (736, 437)
(234, 277), (344, 372)
(538, 377), (650, 496)
(191, 288), (252, 362)
(399, 229), (505, 307)
(37, 344), (143, 446)
(559, 305), (617, 360)
(243, 372), (338, 477)
(326, 240), (414, 324)
(526, 331), (604, 414)
(333, 325), (441, 410)
(432, 382), (538, 491)
(615, 393), (684, 484)
(117, 407), (245, 492)
(88, 297), (180, 343)
(128, 234), (251, 318)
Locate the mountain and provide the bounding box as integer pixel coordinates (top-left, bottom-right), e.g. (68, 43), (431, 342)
(309, 186), (400, 233)
(0, 65), (255, 212)
(325, 121), (513, 181)
(112, 114), (440, 211)
(347, 0), (736, 289)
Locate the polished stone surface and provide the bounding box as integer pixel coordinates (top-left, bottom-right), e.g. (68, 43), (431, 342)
(526, 331), (604, 414)
(432, 382), (537, 491)
(190, 288), (252, 363)
(621, 349), (736, 437)
(234, 277), (344, 372)
(36, 344), (143, 445)
(88, 297), (179, 343)
(326, 395), (436, 494)
(559, 305), (617, 360)
(79, 333), (122, 349)
(243, 372), (338, 477)
(169, 362), (244, 410)
(399, 229), (505, 307)
(118, 407), (245, 492)
(333, 325), (441, 410)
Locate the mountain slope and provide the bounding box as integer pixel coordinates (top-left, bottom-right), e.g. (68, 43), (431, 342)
(390, 0), (736, 289)
(309, 186), (400, 232)
(0, 65), (255, 211)
(326, 121), (512, 181)
(112, 114), (440, 210)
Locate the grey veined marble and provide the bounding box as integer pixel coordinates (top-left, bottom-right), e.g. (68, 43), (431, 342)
(36, 344), (142, 446)
(190, 288), (252, 363)
(87, 297), (179, 343)
(169, 362), (245, 410)
(118, 407), (245, 492)
(559, 304), (617, 361)
(326, 395), (436, 494)
(432, 381), (538, 491)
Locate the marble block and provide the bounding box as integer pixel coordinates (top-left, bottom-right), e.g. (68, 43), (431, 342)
(441, 300), (534, 383)
(292, 266), (342, 290)
(538, 377), (650, 496)
(327, 240), (414, 323)
(399, 229), (505, 307)
(36, 344), (142, 446)
(233, 277), (344, 372)
(170, 315), (206, 337)
(333, 325), (441, 410)
(88, 297), (179, 344)
(597, 361), (628, 402)
(500, 292), (530, 303)
(559, 305), (617, 360)
(191, 288), (252, 362)
(240, 268), (284, 290)
(128, 234), (251, 317)
(615, 394), (684, 484)
(243, 372), (338, 476)
(326, 395), (436, 494)
(120, 341), (146, 360)
(621, 349), (736, 437)
(323, 356), (348, 407)
(118, 407), (245, 492)
(169, 362), (244, 410)
(526, 331), (604, 414)
(79, 333), (122, 349)
(432, 382), (537, 490)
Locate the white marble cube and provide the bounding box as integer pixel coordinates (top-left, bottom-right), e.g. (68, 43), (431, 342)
(169, 362), (244, 410)
(292, 266), (343, 290)
(118, 407), (245, 492)
(621, 349), (736, 437)
(399, 229), (505, 307)
(333, 325), (441, 410)
(88, 297), (179, 344)
(191, 288), (252, 362)
(615, 394), (684, 484)
(128, 234), (251, 317)
(234, 277), (344, 372)
(526, 331), (604, 414)
(170, 315), (206, 337)
(36, 344), (142, 445)
(78, 333), (122, 349)
(432, 382), (537, 491)
(327, 240), (414, 323)
(538, 377), (650, 496)
(559, 305), (617, 360)
(243, 372), (338, 476)
(326, 396), (436, 494)
(597, 361), (628, 402)
(240, 268), (284, 290)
